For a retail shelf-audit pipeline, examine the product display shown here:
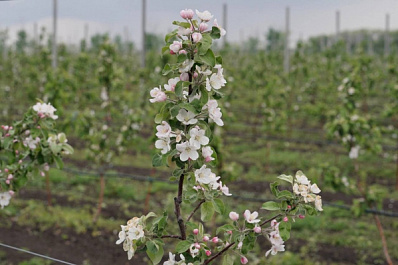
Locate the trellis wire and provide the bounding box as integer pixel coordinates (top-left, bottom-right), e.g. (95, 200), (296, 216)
(0, 242), (77, 265)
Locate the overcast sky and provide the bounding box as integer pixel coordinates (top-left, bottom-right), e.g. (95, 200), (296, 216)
(0, 0), (396, 46)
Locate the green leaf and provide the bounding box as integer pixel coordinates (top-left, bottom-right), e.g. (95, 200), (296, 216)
(262, 201), (280, 211)
(210, 26), (221, 39)
(53, 156), (64, 169)
(152, 154), (163, 167)
(278, 221), (291, 241)
(165, 29), (178, 43)
(62, 144), (74, 155)
(162, 64), (173, 75)
(199, 34), (212, 55)
(179, 102), (199, 114)
(175, 240), (192, 253)
(277, 190), (294, 199)
(174, 81), (184, 98)
(215, 55), (223, 65)
(172, 21), (191, 28)
(277, 174), (293, 184)
(170, 105), (181, 118)
(212, 198), (226, 215)
(270, 182), (279, 197)
(216, 224), (235, 235)
(200, 201), (215, 222)
(146, 241), (164, 264)
(199, 49), (216, 67)
(161, 45), (169, 55)
(222, 254), (235, 265)
(172, 168), (184, 177)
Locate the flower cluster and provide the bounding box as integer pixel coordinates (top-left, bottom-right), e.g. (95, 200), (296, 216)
(0, 102), (73, 209)
(293, 171), (323, 211)
(265, 220), (285, 257)
(32, 102), (58, 120)
(116, 217), (145, 260)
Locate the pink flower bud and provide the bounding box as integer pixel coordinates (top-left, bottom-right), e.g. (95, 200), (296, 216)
(240, 256), (248, 264)
(287, 205), (292, 209)
(180, 9), (194, 20)
(15, 150), (19, 154)
(283, 217), (288, 222)
(194, 243), (201, 249)
(205, 156), (212, 162)
(4, 168), (9, 173)
(237, 241), (243, 249)
(180, 73), (189, 81)
(37, 126), (41, 129)
(205, 250), (211, 256)
(253, 226), (261, 233)
(5, 133), (10, 137)
(9, 126), (13, 130)
(199, 22), (208, 32)
(170, 50), (175, 55)
(227, 230), (232, 235)
(229, 211), (239, 221)
(6, 180), (10, 184)
(299, 214), (305, 219)
(18, 160), (22, 164)
(9, 190), (15, 196)
(7, 174), (13, 180)
(40, 171), (45, 177)
(192, 32), (202, 43)
(193, 72), (198, 78)
(212, 237), (219, 243)
(203, 236), (209, 242)
(193, 229), (199, 235)
(178, 50), (187, 55)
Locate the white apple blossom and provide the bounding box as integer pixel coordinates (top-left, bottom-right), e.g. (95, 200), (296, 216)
(229, 211), (239, 221)
(178, 26), (192, 36)
(243, 210), (260, 223)
(179, 59), (194, 73)
(192, 32), (203, 43)
(32, 102), (58, 120)
(213, 19), (226, 36)
(164, 77), (180, 92)
(219, 181), (232, 196)
(0, 192), (11, 209)
(155, 138), (171, 154)
(149, 87), (167, 103)
(208, 105), (224, 126)
(156, 121), (172, 138)
(315, 195), (323, 211)
(202, 146), (214, 162)
(189, 127), (209, 149)
(128, 225), (145, 240)
(189, 244), (199, 258)
(310, 184), (321, 194)
(295, 171), (310, 185)
(265, 243), (285, 257)
(176, 109), (197, 125)
(349, 146), (360, 159)
(194, 165), (218, 185)
(196, 65), (212, 76)
(195, 10), (213, 21)
(209, 73), (226, 90)
(170, 41), (183, 53)
(23, 136), (40, 150)
(176, 141), (199, 161)
(116, 225), (128, 245)
(164, 252), (176, 265)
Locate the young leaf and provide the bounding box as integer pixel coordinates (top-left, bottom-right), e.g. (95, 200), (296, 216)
(200, 201), (215, 222)
(152, 154), (164, 167)
(278, 221), (291, 241)
(146, 241), (164, 264)
(262, 201), (280, 211)
(212, 198), (226, 215)
(277, 174), (293, 184)
(175, 240), (192, 253)
(199, 49), (216, 67)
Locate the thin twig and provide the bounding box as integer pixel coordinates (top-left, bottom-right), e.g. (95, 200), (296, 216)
(373, 214), (393, 265)
(260, 214), (282, 227)
(187, 199), (205, 222)
(160, 235), (182, 239)
(203, 242), (235, 265)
